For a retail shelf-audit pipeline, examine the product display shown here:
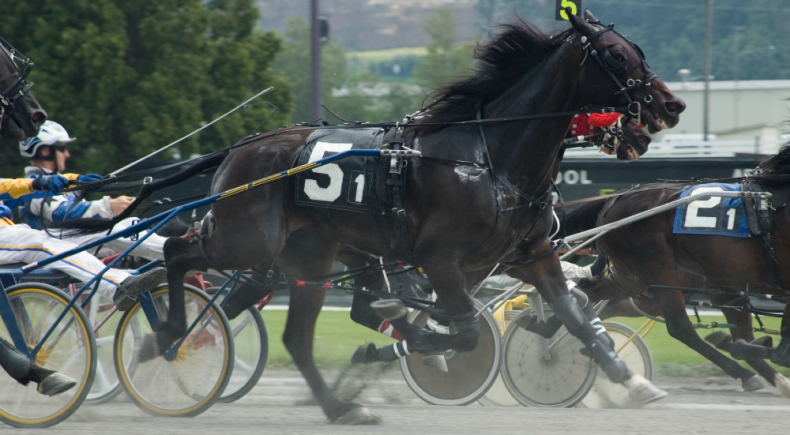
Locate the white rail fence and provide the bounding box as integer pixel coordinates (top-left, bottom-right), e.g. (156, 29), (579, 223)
(564, 139), (788, 159)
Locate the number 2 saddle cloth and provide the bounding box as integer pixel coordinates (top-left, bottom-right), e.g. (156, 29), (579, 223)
(294, 128), (388, 214)
(673, 182), (749, 238)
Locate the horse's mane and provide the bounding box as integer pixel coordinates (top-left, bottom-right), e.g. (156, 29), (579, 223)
(419, 17), (568, 131)
(756, 145), (790, 175)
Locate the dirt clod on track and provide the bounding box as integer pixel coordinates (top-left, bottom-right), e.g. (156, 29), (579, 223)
(39, 371), (790, 435)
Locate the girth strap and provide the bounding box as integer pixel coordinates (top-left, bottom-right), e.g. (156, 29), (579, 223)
(381, 128), (415, 265)
(741, 179), (781, 289)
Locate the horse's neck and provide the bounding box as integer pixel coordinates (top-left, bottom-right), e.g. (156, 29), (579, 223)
(484, 44), (582, 196)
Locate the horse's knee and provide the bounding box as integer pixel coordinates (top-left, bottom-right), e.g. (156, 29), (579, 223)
(664, 318), (697, 343)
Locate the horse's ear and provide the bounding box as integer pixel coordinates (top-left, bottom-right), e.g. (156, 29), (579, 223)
(567, 9), (596, 36)
(583, 9), (600, 24)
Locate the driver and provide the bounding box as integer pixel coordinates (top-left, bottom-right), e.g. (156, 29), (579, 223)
(0, 176), (166, 310)
(18, 121), (166, 260)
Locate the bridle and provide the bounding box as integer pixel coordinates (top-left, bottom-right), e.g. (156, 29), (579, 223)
(0, 37), (36, 130)
(577, 22), (658, 126)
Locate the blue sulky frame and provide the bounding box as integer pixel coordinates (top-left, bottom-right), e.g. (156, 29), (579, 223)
(0, 149), (421, 362)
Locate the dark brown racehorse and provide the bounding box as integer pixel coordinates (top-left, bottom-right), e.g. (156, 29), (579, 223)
(58, 10), (685, 423)
(547, 149), (790, 396)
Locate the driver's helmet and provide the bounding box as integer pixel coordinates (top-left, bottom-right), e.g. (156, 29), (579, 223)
(19, 120), (76, 158)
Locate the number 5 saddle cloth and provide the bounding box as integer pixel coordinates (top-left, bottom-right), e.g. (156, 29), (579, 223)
(294, 128), (387, 214)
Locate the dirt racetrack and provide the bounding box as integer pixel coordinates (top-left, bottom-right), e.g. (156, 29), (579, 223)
(22, 370), (790, 435)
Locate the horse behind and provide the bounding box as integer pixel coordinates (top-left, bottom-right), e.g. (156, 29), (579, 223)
(556, 149), (790, 395)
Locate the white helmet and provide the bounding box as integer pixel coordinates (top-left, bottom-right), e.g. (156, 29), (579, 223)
(19, 120), (76, 158)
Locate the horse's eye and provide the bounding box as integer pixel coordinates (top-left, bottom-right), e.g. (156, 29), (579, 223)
(613, 53), (625, 62)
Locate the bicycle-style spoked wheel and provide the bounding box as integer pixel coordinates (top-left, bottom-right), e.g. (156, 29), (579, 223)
(208, 288), (268, 403)
(84, 292), (122, 404)
(580, 321), (653, 408)
(400, 299), (502, 405)
(0, 283), (96, 428)
(114, 285), (234, 417)
(501, 307), (597, 407)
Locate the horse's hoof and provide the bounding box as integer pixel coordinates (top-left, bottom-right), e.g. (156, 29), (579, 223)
(37, 372), (77, 396)
(422, 353), (448, 373)
(624, 374), (668, 405)
(370, 300), (408, 321)
(351, 343), (380, 365)
(742, 375), (769, 392)
(704, 331), (732, 351)
(333, 406), (382, 425)
(138, 333), (161, 363)
(775, 373), (790, 399)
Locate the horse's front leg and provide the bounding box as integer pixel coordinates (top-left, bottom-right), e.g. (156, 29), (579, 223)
(510, 240), (667, 404)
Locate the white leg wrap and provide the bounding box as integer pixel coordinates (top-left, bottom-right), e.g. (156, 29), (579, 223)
(776, 373), (790, 399)
(590, 317), (606, 335)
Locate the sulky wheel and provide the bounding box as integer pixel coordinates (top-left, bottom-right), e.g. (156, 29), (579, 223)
(0, 283), (96, 428)
(580, 321), (653, 408)
(207, 287), (269, 404)
(84, 291), (123, 405)
(114, 284), (233, 417)
(400, 299), (502, 406)
(501, 304), (597, 407)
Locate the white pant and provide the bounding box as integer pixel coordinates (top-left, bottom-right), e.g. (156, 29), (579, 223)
(45, 217), (167, 261)
(0, 224), (130, 298)
(483, 261), (593, 288)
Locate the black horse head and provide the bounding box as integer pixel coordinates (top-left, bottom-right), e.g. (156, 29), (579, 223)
(571, 10), (685, 133)
(0, 37), (46, 141)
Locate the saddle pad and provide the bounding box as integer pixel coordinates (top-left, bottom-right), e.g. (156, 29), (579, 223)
(672, 182), (749, 238)
(294, 128), (384, 213)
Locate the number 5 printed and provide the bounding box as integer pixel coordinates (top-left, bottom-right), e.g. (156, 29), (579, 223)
(555, 0), (580, 21)
(304, 141), (353, 202)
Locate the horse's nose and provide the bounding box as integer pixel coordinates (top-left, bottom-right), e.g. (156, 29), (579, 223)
(31, 109), (46, 129)
(665, 98), (686, 115)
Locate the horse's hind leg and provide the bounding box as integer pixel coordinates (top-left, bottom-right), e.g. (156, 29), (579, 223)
(655, 290), (767, 392)
(277, 231), (380, 424)
(140, 237), (212, 360)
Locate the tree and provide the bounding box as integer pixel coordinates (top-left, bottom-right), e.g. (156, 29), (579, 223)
(412, 9), (474, 92)
(0, 0), (292, 176)
(273, 17), (424, 125)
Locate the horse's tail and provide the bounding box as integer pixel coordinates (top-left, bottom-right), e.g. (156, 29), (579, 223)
(557, 196), (610, 237)
(49, 151), (228, 235)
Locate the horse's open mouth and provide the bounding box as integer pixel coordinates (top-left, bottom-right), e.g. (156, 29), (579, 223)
(642, 106), (669, 134)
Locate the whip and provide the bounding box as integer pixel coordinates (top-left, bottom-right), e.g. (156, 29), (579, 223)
(109, 87), (275, 177)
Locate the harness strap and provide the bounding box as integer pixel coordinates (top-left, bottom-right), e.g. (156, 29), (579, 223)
(382, 129), (415, 265)
(606, 273), (656, 302)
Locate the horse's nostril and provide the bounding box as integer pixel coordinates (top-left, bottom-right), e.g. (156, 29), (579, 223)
(665, 101), (679, 113)
(31, 111), (46, 123)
